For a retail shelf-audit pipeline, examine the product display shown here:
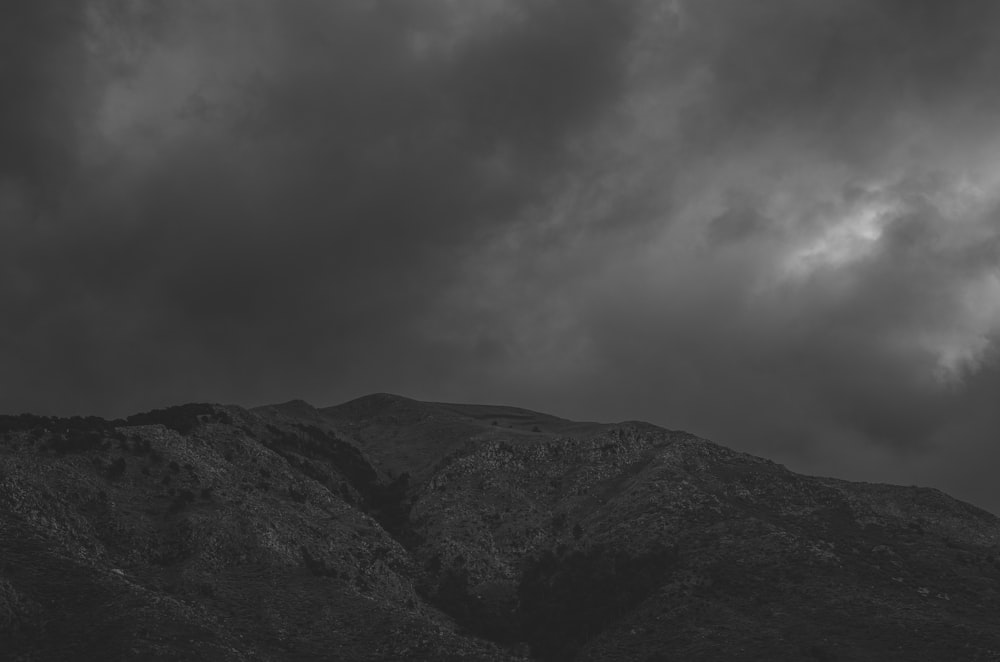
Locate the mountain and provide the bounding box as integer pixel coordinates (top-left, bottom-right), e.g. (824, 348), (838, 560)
(1, 395), (999, 660)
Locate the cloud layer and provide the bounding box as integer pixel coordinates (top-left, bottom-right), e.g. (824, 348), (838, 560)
(2, 0), (999, 512)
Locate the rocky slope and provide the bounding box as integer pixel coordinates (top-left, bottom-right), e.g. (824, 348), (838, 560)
(2, 394), (999, 660)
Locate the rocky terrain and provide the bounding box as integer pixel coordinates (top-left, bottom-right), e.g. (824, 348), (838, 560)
(2, 393), (999, 660)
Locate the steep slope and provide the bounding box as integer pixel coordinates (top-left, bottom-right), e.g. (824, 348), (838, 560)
(0, 405), (518, 661)
(2, 396), (999, 661)
(320, 396), (1000, 660)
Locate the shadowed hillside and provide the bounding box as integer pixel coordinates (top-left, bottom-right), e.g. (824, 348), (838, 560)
(2, 397), (999, 660)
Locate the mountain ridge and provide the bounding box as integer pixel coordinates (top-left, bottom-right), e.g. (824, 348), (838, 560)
(2, 395), (999, 660)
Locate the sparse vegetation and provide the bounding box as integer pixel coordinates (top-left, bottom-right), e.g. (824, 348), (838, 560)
(1, 397), (999, 661)
(124, 403), (222, 434)
(106, 457), (127, 480)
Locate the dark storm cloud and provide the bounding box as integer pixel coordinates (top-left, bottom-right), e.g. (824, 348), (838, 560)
(425, 0), (1000, 512)
(4, 0), (1000, 513)
(0, 2), (90, 200)
(704, 202), (771, 247)
(0, 0), (637, 415)
(673, 0), (1000, 163)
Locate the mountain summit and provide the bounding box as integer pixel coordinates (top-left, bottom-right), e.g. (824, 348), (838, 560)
(2, 397), (998, 660)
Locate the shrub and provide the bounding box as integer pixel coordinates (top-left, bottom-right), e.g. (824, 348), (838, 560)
(551, 512), (567, 532)
(300, 546), (338, 577)
(106, 457), (127, 480)
(124, 403), (217, 434)
(48, 430), (104, 454)
(130, 437), (152, 456)
(168, 489), (196, 513)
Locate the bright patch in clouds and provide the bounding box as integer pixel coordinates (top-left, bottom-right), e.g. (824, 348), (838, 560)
(783, 193), (900, 277)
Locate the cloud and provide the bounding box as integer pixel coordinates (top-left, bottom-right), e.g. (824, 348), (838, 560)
(0, 0), (638, 414)
(3, 0), (1000, 512)
(419, 0), (1000, 510)
(0, 2), (92, 200)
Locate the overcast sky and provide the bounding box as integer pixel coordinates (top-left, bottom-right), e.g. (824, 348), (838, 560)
(3, 0), (999, 513)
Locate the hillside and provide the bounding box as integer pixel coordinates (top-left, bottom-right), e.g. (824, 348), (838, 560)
(2, 396), (999, 660)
